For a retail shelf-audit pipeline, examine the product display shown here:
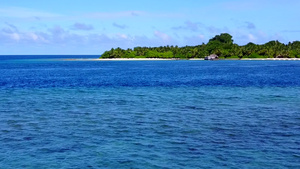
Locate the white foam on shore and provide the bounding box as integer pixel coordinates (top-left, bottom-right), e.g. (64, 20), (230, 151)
(64, 58), (177, 61)
(242, 58), (300, 61)
(63, 58), (300, 61)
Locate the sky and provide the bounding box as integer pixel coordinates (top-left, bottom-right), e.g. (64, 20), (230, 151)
(0, 0), (299, 55)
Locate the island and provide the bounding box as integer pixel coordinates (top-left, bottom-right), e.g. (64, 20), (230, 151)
(100, 33), (300, 60)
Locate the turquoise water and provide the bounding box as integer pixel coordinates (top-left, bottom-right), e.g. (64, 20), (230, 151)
(0, 56), (300, 168)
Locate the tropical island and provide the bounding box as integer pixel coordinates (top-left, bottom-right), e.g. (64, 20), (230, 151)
(100, 33), (300, 60)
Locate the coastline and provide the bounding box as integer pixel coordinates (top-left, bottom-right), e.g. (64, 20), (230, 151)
(64, 58), (179, 61)
(240, 58), (300, 60)
(63, 58), (300, 61)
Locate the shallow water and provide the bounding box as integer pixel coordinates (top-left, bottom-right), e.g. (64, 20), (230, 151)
(0, 56), (300, 168)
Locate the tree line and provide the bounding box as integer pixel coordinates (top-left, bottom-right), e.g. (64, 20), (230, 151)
(101, 33), (300, 59)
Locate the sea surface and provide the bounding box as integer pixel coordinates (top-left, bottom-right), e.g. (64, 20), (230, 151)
(0, 55), (299, 168)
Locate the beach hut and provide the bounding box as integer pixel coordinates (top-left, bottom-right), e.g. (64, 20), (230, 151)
(205, 54), (219, 60)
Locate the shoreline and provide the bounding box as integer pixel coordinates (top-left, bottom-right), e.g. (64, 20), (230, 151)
(240, 58), (300, 60)
(64, 58), (300, 61)
(64, 58), (179, 61)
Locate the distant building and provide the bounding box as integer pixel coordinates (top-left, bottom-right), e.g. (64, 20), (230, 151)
(205, 54), (219, 60)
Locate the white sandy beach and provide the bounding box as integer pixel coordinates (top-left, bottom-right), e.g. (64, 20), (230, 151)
(64, 58), (300, 61)
(64, 58), (178, 61)
(241, 58), (300, 61)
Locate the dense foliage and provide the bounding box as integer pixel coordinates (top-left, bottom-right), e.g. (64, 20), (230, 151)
(101, 33), (300, 59)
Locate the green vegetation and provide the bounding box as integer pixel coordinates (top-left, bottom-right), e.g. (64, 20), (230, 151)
(101, 33), (300, 59)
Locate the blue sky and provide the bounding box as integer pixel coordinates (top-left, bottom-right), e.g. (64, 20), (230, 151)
(0, 0), (299, 54)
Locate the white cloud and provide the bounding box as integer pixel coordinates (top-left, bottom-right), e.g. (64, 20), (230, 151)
(248, 34), (256, 42)
(0, 28), (50, 43)
(10, 33), (21, 41)
(26, 32), (49, 43)
(0, 21), (292, 55)
(199, 34), (205, 39)
(117, 34), (128, 39)
(154, 31), (171, 42)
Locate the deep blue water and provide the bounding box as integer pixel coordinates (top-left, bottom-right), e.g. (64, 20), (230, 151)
(0, 55), (300, 168)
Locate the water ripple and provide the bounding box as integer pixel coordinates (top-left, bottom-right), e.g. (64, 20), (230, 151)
(0, 60), (300, 168)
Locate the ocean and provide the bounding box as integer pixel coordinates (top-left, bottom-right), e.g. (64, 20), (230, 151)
(0, 55), (299, 168)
